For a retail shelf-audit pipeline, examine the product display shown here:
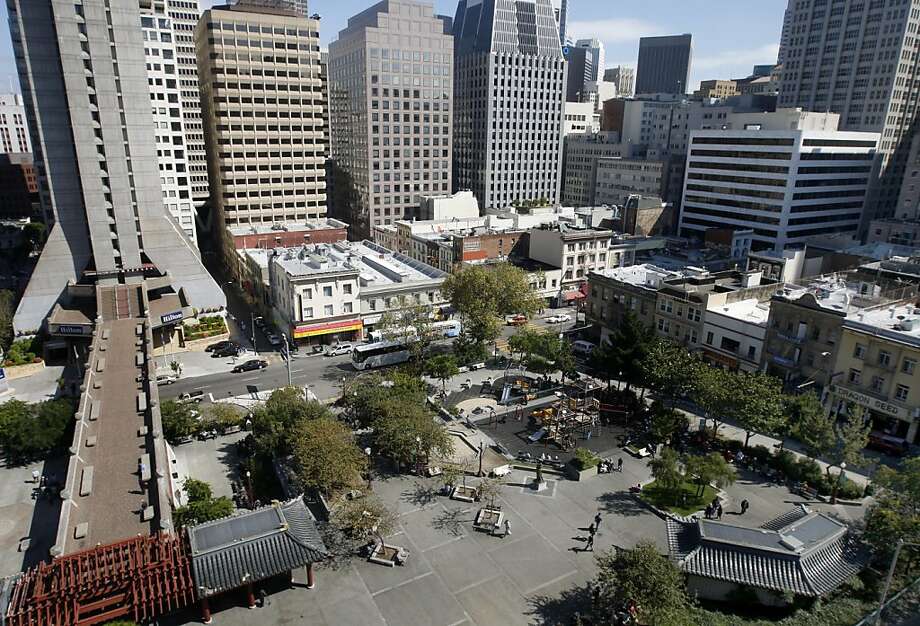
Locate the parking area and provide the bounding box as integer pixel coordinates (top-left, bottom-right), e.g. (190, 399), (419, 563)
(170, 431), (248, 502)
(0, 457), (65, 577)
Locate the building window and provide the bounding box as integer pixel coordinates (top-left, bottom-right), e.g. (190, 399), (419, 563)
(303, 307), (313, 318)
(748, 346), (757, 360)
(706, 331), (714, 345)
(895, 384), (910, 402)
(323, 286), (333, 297)
(878, 351), (891, 367)
(903, 358), (916, 375)
(343, 284), (353, 294)
(870, 376), (884, 393)
(324, 304), (334, 316)
(853, 343), (865, 359)
(848, 369), (861, 384)
(344, 302), (353, 313)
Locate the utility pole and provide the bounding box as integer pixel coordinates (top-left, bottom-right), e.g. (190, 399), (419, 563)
(282, 333), (293, 388)
(250, 311), (257, 354)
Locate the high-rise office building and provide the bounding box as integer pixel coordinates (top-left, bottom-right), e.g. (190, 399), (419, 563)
(140, 5), (198, 245)
(635, 34), (692, 95)
(234, 0), (309, 15)
(604, 66), (635, 98)
(7, 0), (224, 334)
(328, 0), (453, 239)
(554, 0), (569, 47)
(565, 46), (593, 102)
(157, 0), (210, 214)
(0, 94), (32, 154)
(575, 38), (605, 82)
(777, 0), (920, 223)
(453, 0), (566, 210)
(196, 3), (327, 240)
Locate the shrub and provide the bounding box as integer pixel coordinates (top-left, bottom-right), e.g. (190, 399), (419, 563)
(573, 447), (600, 470)
(771, 450), (797, 477)
(5, 337), (41, 366)
(793, 457), (823, 486)
(747, 444), (772, 464)
(837, 480), (863, 501)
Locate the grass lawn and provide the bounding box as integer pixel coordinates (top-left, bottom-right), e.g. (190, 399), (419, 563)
(640, 480), (718, 516)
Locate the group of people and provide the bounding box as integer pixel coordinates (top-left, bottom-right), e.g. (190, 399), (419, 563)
(598, 457), (624, 473)
(704, 497), (723, 520)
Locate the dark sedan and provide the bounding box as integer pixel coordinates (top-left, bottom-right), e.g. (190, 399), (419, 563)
(232, 359), (268, 373)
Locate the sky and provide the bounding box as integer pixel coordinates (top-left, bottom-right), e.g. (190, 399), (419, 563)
(0, 1), (788, 93)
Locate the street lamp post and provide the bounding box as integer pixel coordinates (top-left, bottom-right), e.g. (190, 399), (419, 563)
(415, 436), (422, 475)
(245, 470), (254, 508)
(365, 447), (372, 490)
(282, 334), (293, 387)
(478, 440), (484, 477)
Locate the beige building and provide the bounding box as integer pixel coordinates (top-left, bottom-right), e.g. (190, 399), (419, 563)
(196, 4), (327, 241)
(328, 0), (453, 239)
(595, 158), (665, 207)
(693, 80), (740, 100)
(829, 302), (920, 445)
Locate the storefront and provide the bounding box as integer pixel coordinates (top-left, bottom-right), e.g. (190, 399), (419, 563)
(292, 318), (363, 347)
(829, 384), (919, 444)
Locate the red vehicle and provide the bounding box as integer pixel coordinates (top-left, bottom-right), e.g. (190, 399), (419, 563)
(506, 314), (527, 326)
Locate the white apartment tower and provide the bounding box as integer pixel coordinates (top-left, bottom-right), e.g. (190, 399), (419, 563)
(328, 0), (454, 239)
(0, 94), (32, 154)
(196, 3), (327, 235)
(453, 0), (566, 210)
(776, 0), (920, 222)
(140, 5), (198, 244)
(679, 128), (880, 252)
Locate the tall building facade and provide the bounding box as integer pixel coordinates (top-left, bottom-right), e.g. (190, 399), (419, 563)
(328, 0), (453, 239)
(554, 0), (569, 47)
(776, 0), (920, 222)
(453, 0), (566, 210)
(635, 34), (692, 95)
(7, 0), (224, 333)
(678, 128), (879, 251)
(235, 0), (309, 16)
(196, 4), (327, 240)
(0, 94), (32, 154)
(604, 65), (635, 97)
(575, 38), (604, 82)
(564, 46), (593, 102)
(140, 6), (198, 245)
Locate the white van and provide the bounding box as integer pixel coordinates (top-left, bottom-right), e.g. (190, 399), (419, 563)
(571, 340), (596, 359)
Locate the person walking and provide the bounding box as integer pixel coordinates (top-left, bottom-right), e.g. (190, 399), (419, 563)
(716, 504), (723, 520)
(504, 519), (511, 537)
(258, 588), (268, 608)
(617, 457), (623, 472)
(584, 533), (595, 552)
(704, 504), (713, 520)
(740, 499), (750, 515)
(594, 513), (602, 530)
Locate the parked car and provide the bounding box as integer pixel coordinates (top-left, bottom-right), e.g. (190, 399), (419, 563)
(179, 391), (204, 403)
(254, 316), (265, 329)
(232, 359), (268, 373)
(867, 431), (909, 457)
(156, 373), (178, 386)
(212, 344), (241, 358)
(206, 340), (233, 353)
(505, 314), (527, 326)
(571, 339), (596, 359)
(325, 342), (354, 357)
(546, 314), (571, 324)
(267, 334), (282, 347)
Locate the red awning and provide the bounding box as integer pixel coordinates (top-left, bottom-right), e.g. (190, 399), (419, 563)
(562, 290), (586, 301)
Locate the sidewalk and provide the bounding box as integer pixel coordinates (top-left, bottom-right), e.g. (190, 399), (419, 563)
(152, 348), (279, 379)
(3, 365), (67, 404)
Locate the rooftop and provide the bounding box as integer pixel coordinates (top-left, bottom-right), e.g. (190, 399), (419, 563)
(774, 273), (915, 315)
(591, 263), (680, 289)
(845, 301), (920, 344)
(708, 297), (771, 326)
(228, 218), (347, 237)
(273, 240), (447, 286)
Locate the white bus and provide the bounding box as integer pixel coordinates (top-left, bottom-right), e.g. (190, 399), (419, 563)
(351, 339), (413, 370)
(367, 319), (461, 342)
(431, 319), (462, 338)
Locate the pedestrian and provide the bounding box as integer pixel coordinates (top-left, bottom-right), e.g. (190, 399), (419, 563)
(716, 504), (723, 520)
(704, 504), (713, 520)
(588, 523), (596, 537)
(504, 519), (511, 537)
(31, 469), (40, 483)
(584, 534), (595, 551)
(617, 457), (623, 472)
(594, 512), (602, 529)
(258, 588), (268, 608)
(740, 499), (749, 515)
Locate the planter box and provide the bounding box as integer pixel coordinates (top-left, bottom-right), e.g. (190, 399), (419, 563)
(368, 542), (409, 567)
(450, 485), (477, 502)
(564, 462), (598, 482)
(472, 507), (503, 533)
(4, 360), (45, 380)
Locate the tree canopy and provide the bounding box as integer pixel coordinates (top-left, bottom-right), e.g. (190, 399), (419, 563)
(0, 398), (73, 462)
(291, 416), (366, 496)
(590, 312), (653, 391)
(160, 399), (198, 445)
(372, 400), (454, 468)
(684, 452), (736, 497)
(864, 458), (920, 562)
(731, 372), (785, 448)
(648, 447), (683, 494)
(173, 477), (233, 528)
(788, 392), (836, 459)
(251, 387), (333, 456)
(342, 371), (428, 429)
(425, 354), (459, 394)
(642, 338), (699, 405)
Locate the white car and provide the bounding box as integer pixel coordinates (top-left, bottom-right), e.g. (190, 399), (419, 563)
(325, 343), (354, 357)
(546, 314), (571, 324)
(155, 373), (178, 386)
(267, 334), (282, 346)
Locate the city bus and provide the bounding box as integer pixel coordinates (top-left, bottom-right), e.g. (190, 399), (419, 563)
(351, 339), (413, 370)
(367, 319), (461, 343)
(431, 319), (462, 338)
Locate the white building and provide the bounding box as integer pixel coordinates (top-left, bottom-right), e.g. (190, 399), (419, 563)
(679, 128), (880, 251)
(0, 94), (31, 154)
(418, 190), (480, 221)
(269, 240), (448, 345)
(563, 102), (599, 136)
(141, 8), (198, 244)
(702, 298), (770, 373)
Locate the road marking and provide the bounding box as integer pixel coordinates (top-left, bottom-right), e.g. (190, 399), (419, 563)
(371, 571), (433, 597)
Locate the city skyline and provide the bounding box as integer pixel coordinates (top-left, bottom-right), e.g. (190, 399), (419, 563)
(0, 1), (788, 94)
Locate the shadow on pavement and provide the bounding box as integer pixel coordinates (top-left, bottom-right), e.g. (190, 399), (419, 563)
(20, 455), (67, 571)
(595, 490), (647, 517)
(526, 581), (592, 626)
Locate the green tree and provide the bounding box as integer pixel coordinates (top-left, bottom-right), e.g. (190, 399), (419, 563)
(331, 495), (397, 547)
(425, 354), (459, 394)
(684, 452), (736, 498)
(441, 263), (540, 348)
(160, 399), (199, 445)
(648, 447), (683, 502)
(648, 401), (689, 447)
(508, 327), (542, 367)
(183, 477), (213, 502)
(372, 402), (454, 470)
(788, 392), (836, 459)
(733, 372), (785, 448)
(591, 312), (653, 393)
(291, 416), (367, 496)
(0, 289), (15, 352)
(592, 541), (692, 626)
(0, 399), (73, 462)
(377, 302), (438, 366)
(252, 388), (333, 456)
(342, 372), (427, 429)
(173, 477), (233, 528)
(826, 412), (870, 504)
(642, 338), (698, 406)
(690, 365), (734, 440)
(864, 458), (920, 563)
(203, 403), (243, 433)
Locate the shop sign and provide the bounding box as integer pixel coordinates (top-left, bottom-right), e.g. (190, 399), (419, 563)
(293, 319), (362, 339)
(832, 385), (906, 419)
(160, 311), (184, 324)
(56, 325), (86, 336)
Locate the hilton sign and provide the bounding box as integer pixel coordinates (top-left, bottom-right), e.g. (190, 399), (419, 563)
(831, 385), (907, 419)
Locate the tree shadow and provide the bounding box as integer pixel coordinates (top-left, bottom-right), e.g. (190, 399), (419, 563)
(525, 581), (593, 625)
(595, 490), (647, 517)
(401, 481), (439, 507)
(315, 521), (360, 571)
(430, 505), (472, 537)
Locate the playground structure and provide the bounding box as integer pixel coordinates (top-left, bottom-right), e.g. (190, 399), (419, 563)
(528, 380), (601, 451)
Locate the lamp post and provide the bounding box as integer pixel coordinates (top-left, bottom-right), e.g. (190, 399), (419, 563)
(830, 461), (846, 504)
(478, 440), (485, 477)
(415, 436), (422, 475)
(281, 333), (293, 387)
(245, 470), (254, 508)
(365, 447), (373, 490)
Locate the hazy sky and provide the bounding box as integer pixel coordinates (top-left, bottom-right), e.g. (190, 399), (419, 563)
(0, 1), (788, 92)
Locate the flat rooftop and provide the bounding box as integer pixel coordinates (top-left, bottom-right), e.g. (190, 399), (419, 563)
(846, 301), (920, 342)
(273, 239), (447, 286)
(592, 263), (679, 288)
(228, 218), (347, 237)
(709, 298), (770, 326)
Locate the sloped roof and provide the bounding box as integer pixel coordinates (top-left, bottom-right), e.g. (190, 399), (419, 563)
(666, 506), (867, 597)
(188, 497), (327, 598)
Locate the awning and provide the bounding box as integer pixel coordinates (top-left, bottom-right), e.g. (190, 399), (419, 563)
(293, 318), (362, 339)
(562, 290), (586, 302)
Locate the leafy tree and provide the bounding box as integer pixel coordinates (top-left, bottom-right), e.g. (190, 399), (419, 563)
(684, 452), (736, 498)
(826, 413), (870, 504)
(864, 458), (920, 563)
(690, 365), (734, 440)
(788, 392), (836, 459)
(291, 416), (366, 496)
(183, 477), (213, 502)
(642, 338), (698, 406)
(173, 477), (233, 528)
(0, 289), (15, 352)
(441, 263), (540, 347)
(648, 447), (683, 502)
(592, 541), (692, 626)
(377, 302), (438, 365)
(342, 372), (427, 429)
(732, 372), (785, 448)
(508, 327), (542, 366)
(0, 399), (73, 462)
(203, 403), (243, 433)
(372, 402), (454, 470)
(331, 495), (397, 547)
(252, 388), (333, 456)
(160, 399), (198, 444)
(648, 401), (689, 447)
(425, 354), (459, 394)
(591, 312), (652, 393)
